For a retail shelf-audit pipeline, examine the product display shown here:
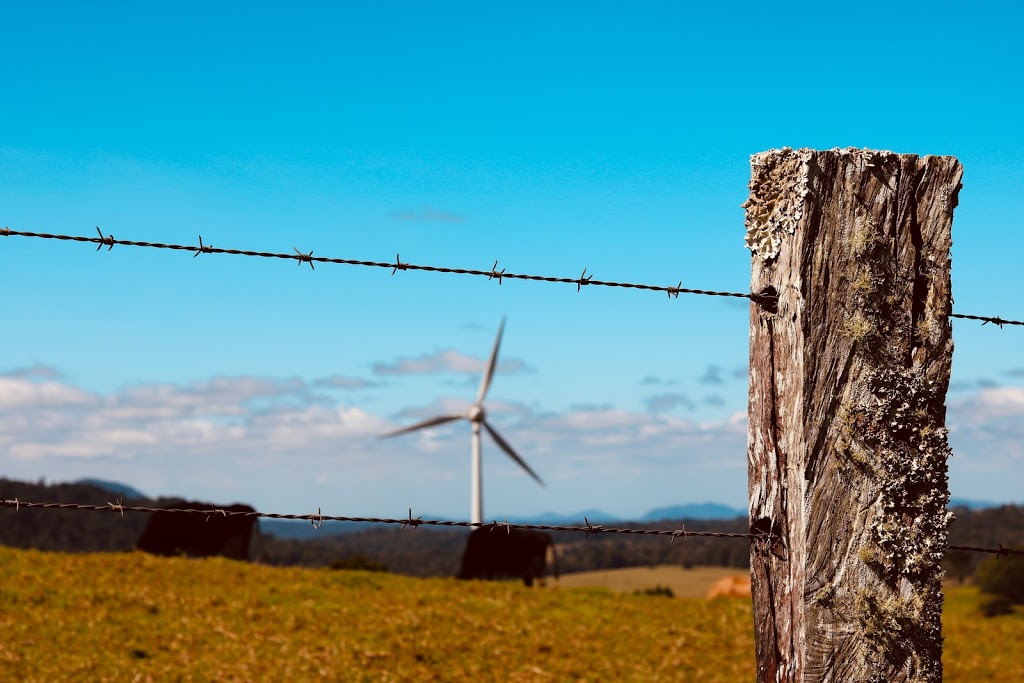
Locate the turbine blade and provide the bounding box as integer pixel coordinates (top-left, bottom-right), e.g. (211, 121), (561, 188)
(379, 414), (464, 439)
(474, 317), (506, 406)
(482, 419), (545, 488)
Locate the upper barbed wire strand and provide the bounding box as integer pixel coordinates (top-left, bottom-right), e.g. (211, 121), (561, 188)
(3, 228), (1018, 326)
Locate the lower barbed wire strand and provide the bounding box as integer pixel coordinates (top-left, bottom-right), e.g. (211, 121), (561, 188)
(2, 498), (1021, 554)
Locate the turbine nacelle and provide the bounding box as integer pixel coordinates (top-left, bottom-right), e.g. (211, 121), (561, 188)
(467, 404), (485, 423)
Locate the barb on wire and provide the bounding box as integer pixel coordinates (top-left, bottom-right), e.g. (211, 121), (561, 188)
(205, 508), (228, 523)
(402, 508), (422, 529)
(947, 543), (1020, 558)
(194, 234), (213, 258)
(95, 226), (115, 251)
(950, 312), (1023, 328)
(576, 268), (593, 292)
(2, 228), (1020, 325)
(293, 247), (314, 270)
(108, 497), (124, 517)
(488, 260), (505, 285)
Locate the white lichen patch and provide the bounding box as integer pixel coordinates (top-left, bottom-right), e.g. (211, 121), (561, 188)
(742, 147), (814, 261)
(862, 366), (952, 580)
(832, 146), (898, 165)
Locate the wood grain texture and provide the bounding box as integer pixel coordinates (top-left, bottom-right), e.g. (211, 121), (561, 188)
(745, 148), (961, 683)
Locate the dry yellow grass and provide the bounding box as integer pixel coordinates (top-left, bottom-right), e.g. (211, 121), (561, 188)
(1, 547), (1020, 682)
(0, 548), (753, 682)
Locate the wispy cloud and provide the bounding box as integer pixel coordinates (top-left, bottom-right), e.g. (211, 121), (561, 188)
(390, 205), (464, 223)
(645, 392), (696, 413)
(2, 364), (64, 380)
(698, 365), (725, 385)
(949, 378), (1001, 393)
(313, 374), (377, 390)
(373, 349), (530, 376)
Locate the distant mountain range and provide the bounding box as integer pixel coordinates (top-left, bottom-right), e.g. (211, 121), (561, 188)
(75, 478), (148, 500)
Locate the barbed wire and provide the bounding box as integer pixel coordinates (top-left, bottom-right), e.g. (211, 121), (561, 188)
(948, 312), (1023, 328)
(0, 498), (756, 541)
(6, 227), (1021, 327)
(1, 227), (760, 303)
(5, 226), (1019, 327)
(3, 498), (1022, 556)
(946, 543), (1024, 557)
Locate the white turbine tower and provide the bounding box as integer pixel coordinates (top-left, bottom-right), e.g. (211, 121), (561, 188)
(380, 318), (544, 524)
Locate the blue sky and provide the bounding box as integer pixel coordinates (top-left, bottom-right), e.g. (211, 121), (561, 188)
(1, 2), (1022, 520)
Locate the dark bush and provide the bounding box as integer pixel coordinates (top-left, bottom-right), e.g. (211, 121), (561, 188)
(328, 554), (388, 572)
(941, 549), (974, 585)
(979, 597), (1014, 618)
(636, 585), (675, 598)
(974, 555), (1024, 605)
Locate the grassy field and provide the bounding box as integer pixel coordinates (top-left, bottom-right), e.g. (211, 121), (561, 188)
(1, 547), (1020, 682)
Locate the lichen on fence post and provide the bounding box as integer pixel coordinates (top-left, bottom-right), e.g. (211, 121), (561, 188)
(745, 147), (961, 683)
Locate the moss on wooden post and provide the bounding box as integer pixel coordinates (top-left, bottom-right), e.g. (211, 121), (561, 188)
(745, 147), (961, 682)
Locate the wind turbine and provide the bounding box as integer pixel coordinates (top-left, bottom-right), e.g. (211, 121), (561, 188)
(380, 318), (544, 524)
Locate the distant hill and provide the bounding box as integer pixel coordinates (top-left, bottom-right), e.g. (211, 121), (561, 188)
(949, 498), (1004, 510)
(0, 477), (152, 552)
(261, 509), (626, 540)
(74, 478), (148, 500)
(513, 509), (621, 525)
(643, 503), (746, 521)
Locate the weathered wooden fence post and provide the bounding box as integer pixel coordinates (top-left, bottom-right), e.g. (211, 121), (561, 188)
(744, 147), (961, 682)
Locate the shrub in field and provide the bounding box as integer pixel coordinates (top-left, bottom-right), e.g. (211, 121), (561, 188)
(328, 553), (388, 572)
(974, 555), (1024, 616)
(979, 597), (1014, 618)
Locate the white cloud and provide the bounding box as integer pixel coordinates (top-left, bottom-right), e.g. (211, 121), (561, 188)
(0, 377), (95, 408)
(947, 387), (1024, 474)
(313, 374), (377, 389)
(373, 349), (530, 376)
(2, 364), (64, 380)
(2, 371), (1020, 518)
